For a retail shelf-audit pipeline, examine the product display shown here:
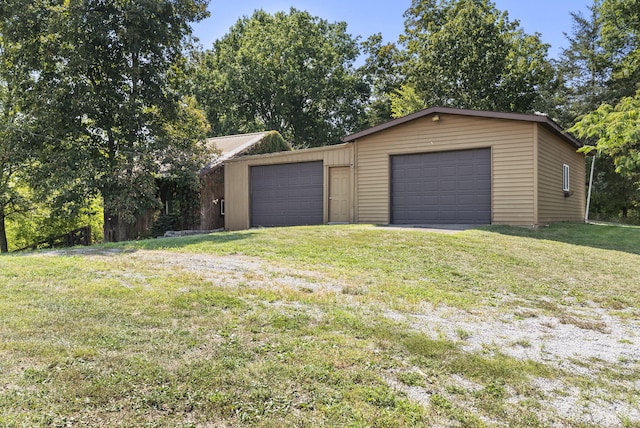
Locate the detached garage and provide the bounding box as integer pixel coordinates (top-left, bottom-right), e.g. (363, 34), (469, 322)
(225, 107), (585, 230)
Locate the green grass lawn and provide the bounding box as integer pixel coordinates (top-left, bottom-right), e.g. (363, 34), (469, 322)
(1, 223), (639, 427)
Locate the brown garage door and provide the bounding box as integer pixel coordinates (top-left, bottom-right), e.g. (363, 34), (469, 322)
(250, 161), (323, 227)
(391, 148), (491, 224)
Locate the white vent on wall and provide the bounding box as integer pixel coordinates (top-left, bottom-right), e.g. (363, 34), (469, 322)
(562, 164), (570, 193)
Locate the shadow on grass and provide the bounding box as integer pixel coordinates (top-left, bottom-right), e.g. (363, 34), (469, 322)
(482, 222), (640, 255)
(125, 231), (257, 250)
(36, 231), (258, 257)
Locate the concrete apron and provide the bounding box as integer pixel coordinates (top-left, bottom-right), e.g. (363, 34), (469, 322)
(376, 224), (483, 234)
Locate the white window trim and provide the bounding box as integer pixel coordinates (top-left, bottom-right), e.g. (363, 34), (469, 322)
(562, 164), (570, 192)
(220, 199), (225, 216)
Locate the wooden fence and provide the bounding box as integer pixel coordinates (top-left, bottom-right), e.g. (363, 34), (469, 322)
(16, 226), (92, 252)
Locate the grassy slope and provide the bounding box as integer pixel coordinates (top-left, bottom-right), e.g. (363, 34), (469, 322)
(0, 223), (638, 427)
(125, 222), (640, 310)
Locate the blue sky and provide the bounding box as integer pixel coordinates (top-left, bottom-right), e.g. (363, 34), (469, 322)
(191, 0), (591, 59)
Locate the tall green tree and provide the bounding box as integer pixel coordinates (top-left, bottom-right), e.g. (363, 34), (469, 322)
(0, 2), (42, 253)
(193, 8), (370, 148)
(572, 93), (640, 177)
(600, 0), (640, 96)
(394, 0), (555, 116)
(554, 1), (612, 126)
(0, 81), (33, 253)
(568, 0), (640, 221)
(554, 1), (639, 221)
(571, 92), (640, 219)
(10, 0), (212, 242)
(359, 34), (402, 126)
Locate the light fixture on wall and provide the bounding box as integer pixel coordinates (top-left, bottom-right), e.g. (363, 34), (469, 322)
(432, 115), (440, 122)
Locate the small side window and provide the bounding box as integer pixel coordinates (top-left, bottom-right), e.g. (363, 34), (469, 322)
(220, 199), (225, 216)
(562, 164), (570, 193)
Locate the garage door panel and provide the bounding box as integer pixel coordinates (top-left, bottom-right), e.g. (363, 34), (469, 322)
(391, 149), (491, 224)
(458, 165), (478, 176)
(422, 168), (439, 178)
(458, 180), (479, 191)
(439, 195), (457, 205)
(440, 166), (456, 176)
(422, 196), (439, 205)
(440, 181), (457, 191)
(405, 184), (423, 193)
(407, 168), (422, 178)
(458, 213), (479, 222)
(457, 195), (478, 205)
(250, 162), (323, 227)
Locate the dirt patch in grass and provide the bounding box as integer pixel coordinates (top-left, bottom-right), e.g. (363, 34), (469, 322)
(64, 248), (348, 295)
(388, 302), (638, 369)
(382, 301), (640, 426)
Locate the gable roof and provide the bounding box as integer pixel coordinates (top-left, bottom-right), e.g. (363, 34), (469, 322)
(342, 106), (583, 148)
(202, 131), (271, 171)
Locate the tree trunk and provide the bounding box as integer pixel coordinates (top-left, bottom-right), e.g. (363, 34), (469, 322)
(103, 210), (115, 243)
(0, 205), (8, 253)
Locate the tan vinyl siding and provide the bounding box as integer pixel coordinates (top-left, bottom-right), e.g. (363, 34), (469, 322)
(354, 114), (536, 225)
(225, 144), (353, 230)
(537, 125), (585, 223)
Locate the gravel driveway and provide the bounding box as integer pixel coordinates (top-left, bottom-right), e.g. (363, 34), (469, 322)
(61, 247), (640, 426)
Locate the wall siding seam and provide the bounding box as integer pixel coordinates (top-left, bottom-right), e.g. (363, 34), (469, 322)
(533, 123), (539, 225)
